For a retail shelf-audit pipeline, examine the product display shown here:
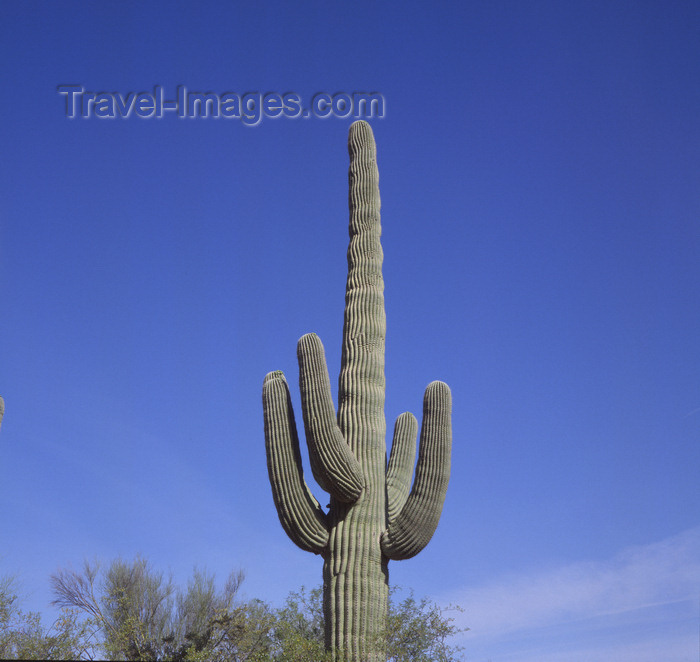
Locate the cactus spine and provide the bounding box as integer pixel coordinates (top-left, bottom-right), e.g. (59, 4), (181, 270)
(262, 121), (452, 661)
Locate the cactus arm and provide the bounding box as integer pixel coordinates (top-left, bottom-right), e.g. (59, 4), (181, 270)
(263, 371), (330, 555)
(381, 381), (452, 561)
(297, 333), (365, 503)
(385, 412), (418, 524)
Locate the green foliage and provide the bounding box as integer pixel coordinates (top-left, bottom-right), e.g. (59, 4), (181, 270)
(51, 558), (273, 661)
(100, 558), (175, 660)
(0, 575), (98, 660)
(269, 586), (333, 661)
(381, 588), (466, 662)
(0, 559), (466, 660)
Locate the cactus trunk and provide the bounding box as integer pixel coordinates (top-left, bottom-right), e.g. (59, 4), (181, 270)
(325, 121), (387, 659)
(262, 121), (452, 661)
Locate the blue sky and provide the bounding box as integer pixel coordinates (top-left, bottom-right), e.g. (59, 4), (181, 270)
(1, 1), (699, 660)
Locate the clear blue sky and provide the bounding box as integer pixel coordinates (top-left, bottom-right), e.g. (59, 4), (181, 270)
(1, 2), (699, 660)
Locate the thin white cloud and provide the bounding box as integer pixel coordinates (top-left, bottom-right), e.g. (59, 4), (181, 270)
(445, 527), (700, 661)
(487, 631), (699, 662)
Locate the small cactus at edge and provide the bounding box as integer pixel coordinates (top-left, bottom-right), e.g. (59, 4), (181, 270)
(262, 121), (452, 661)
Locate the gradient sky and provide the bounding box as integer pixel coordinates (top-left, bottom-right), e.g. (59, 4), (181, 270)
(1, 2), (699, 660)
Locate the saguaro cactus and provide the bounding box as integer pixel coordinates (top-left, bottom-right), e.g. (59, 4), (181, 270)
(262, 121), (452, 661)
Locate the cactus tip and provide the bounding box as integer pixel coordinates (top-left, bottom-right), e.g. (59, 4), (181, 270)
(426, 380), (451, 394)
(348, 120), (375, 150)
(263, 370), (286, 385)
